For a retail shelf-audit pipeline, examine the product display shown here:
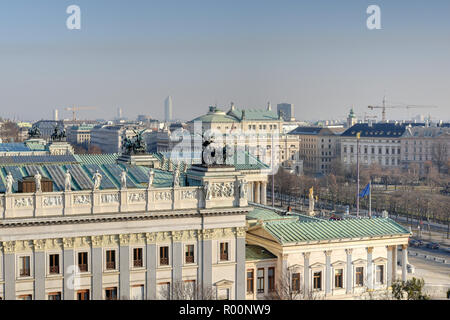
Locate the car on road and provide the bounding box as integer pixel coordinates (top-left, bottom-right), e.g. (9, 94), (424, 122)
(426, 242), (440, 249)
(409, 239), (423, 247)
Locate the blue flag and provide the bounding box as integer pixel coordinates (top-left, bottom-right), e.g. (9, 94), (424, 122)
(359, 183), (370, 198)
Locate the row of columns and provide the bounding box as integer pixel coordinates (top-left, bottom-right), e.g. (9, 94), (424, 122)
(300, 245), (407, 296)
(2, 236), (247, 300)
(248, 181), (267, 205)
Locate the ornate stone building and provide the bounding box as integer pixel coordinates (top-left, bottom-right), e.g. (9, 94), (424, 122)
(244, 205), (411, 300)
(0, 161), (249, 300)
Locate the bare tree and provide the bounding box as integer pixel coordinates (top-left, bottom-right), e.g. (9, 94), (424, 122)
(159, 281), (217, 300)
(265, 266), (321, 300)
(432, 140), (449, 174)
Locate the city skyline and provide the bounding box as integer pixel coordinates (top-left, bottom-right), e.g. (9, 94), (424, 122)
(1, 0), (450, 122)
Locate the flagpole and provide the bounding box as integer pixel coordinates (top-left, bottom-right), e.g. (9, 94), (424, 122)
(369, 181), (372, 218)
(356, 133), (360, 217)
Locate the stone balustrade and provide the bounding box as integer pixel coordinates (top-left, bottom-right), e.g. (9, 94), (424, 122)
(0, 185), (248, 219)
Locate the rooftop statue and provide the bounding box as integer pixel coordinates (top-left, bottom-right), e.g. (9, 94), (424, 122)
(201, 136), (232, 166)
(51, 126), (67, 142)
(120, 169), (127, 189)
(64, 170), (72, 191)
(123, 129), (147, 155)
(28, 126), (41, 139)
(34, 171), (42, 193)
(148, 169), (155, 188)
(6, 172), (13, 194)
(92, 170), (102, 191)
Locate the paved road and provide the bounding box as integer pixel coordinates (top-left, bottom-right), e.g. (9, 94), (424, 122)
(407, 255), (450, 299)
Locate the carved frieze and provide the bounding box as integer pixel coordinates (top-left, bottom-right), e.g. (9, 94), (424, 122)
(101, 193), (119, 204)
(45, 238), (62, 250)
(14, 197), (33, 208)
(155, 191), (172, 201)
(129, 233), (146, 245)
(102, 234), (119, 246)
(74, 236), (91, 248)
(181, 189), (198, 200)
(211, 182), (234, 198)
(91, 236), (103, 248)
(3, 241), (15, 253)
(15, 240), (33, 252)
(33, 239), (46, 251)
(155, 231), (172, 242)
(119, 234), (130, 245)
(43, 196), (62, 207)
(146, 232), (157, 243)
(172, 231), (183, 242)
(128, 192), (145, 203)
(63, 237), (75, 249)
(73, 194), (91, 205)
(235, 227), (246, 238)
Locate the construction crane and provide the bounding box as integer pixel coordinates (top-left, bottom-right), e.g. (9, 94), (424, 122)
(368, 96), (438, 122)
(65, 106), (97, 121)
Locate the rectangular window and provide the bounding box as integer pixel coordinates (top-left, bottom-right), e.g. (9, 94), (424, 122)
(292, 273), (301, 292)
(105, 287), (118, 300)
(133, 248), (143, 268)
(160, 246), (169, 265)
(77, 290), (90, 300)
(376, 265), (384, 284)
(220, 242), (229, 261)
(78, 252), (88, 272)
(185, 245), (195, 264)
(20, 256), (31, 277)
(313, 271), (322, 290)
(247, 270), (254, 293)
(48, 292), (61, 300)
(131, 285), (145, 300)
(157, 282), (170, 300)
(268, 267), (275, 292)
(106, 250), (116, 270)
(257, 268), (265, 293)
(355, 267), (364, 286)
(49, 254), (60, 274)
(18, 295), (32, 300)
(334, 269), (343, 288)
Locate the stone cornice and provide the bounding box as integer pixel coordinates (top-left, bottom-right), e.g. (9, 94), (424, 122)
(0, 208), (248, 229)
(0, 227), (246, 252)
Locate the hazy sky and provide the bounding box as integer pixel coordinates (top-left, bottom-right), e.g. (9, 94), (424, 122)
(1, 0), (449, 122)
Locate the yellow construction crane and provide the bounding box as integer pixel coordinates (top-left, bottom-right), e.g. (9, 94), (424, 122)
(368, 96), (438, 122)
(65, 106), (97, 121)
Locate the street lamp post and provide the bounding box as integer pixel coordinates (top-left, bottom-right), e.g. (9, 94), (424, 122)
(356, 132), (360, 217)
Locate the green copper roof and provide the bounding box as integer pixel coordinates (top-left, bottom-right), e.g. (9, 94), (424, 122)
(227, 108), (279, 121)
(74, 154), (120, 165)
(247, 207), (296, 222)
(190, 107), (239, 123)
(231, 150), (270, 170)
(263, 218), (410, 244)
(246, 244), (277, 261)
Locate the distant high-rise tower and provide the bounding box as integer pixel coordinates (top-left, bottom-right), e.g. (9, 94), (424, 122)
(165, 96), (173, 122)
(267, 101), (272, 111)
(117, 107), (123, 119)
(53, 109), (59, 121)
(277, 103), (295, 121)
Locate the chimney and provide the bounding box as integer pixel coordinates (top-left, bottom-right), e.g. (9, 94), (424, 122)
(241, 110), (246, 120)
(230, 102), (235, 111)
